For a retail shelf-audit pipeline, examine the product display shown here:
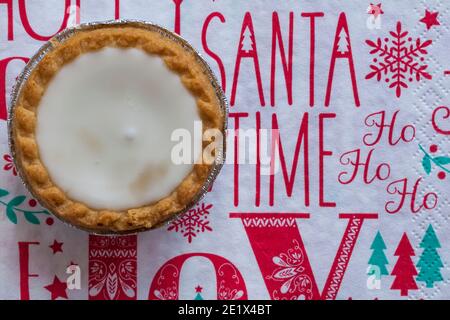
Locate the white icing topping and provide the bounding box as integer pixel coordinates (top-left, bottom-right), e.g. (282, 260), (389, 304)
(36, 47), (200, 210)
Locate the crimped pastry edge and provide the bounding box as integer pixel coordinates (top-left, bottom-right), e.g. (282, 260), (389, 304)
(10, 22), (226, 233)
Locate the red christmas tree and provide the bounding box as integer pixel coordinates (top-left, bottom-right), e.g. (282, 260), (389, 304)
(390, 233), (418, 296)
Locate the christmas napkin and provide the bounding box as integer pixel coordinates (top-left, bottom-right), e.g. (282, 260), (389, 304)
(0, 0), (449, 300)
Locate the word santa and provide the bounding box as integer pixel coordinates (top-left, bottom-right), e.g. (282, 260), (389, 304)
(202, 11), (360, 108)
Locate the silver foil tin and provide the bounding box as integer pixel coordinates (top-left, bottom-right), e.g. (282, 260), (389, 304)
(7, 20), (228, 235)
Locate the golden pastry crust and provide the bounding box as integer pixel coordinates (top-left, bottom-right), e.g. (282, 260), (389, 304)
(11, 25), (224, 232)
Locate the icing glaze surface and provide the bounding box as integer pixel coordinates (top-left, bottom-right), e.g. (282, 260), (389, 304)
(35, 47), (200, 210)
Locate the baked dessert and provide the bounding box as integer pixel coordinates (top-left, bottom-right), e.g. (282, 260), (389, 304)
(9, 22), (226, 233)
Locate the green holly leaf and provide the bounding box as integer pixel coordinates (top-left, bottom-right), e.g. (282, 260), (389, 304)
(422, 155), (432, 174)
(5, 195), (26, 224)
(8, 195), (26, 207)
(24, 212), (40, 225)
(6, 207), (17, 224)
(0, 189), (9, 198)
(434, 156), (450, 165)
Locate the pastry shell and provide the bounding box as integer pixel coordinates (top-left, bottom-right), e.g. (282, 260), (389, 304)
(8, 21), (227, 234)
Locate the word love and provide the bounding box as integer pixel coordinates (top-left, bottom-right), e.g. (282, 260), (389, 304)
(385, 178), (437, 214)
(148, 213), (378, 300)
(18, 213), (376, 300)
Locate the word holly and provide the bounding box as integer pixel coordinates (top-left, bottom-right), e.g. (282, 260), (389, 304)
(0, 0), (119, 41)
(385, 178), (437, 214)
(0, 56), (29, 120)
(363, 110), (415, 146)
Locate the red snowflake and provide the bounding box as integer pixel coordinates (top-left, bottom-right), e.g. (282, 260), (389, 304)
(365, 21), (432, 97)
(167, 202), (213, 243)
(3, 154), (17, 176)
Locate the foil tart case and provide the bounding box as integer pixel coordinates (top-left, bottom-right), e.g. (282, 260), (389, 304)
(7, 20), (228, 235)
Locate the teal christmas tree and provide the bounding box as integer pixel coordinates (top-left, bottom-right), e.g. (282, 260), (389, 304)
(194, 285), (204, 300)
(368, 231), (389, 276)
(416, 225), (444, 288)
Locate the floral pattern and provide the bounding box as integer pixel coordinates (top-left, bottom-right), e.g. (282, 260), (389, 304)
(3, 154), (17, 176)
(266, 239), (313, 300)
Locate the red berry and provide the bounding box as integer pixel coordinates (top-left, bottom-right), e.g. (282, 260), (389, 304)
(438, 171), (446, 180)
(28, 199), (37, 207)
(430, 144), (438, 153)
(46, 217), (54, 226)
